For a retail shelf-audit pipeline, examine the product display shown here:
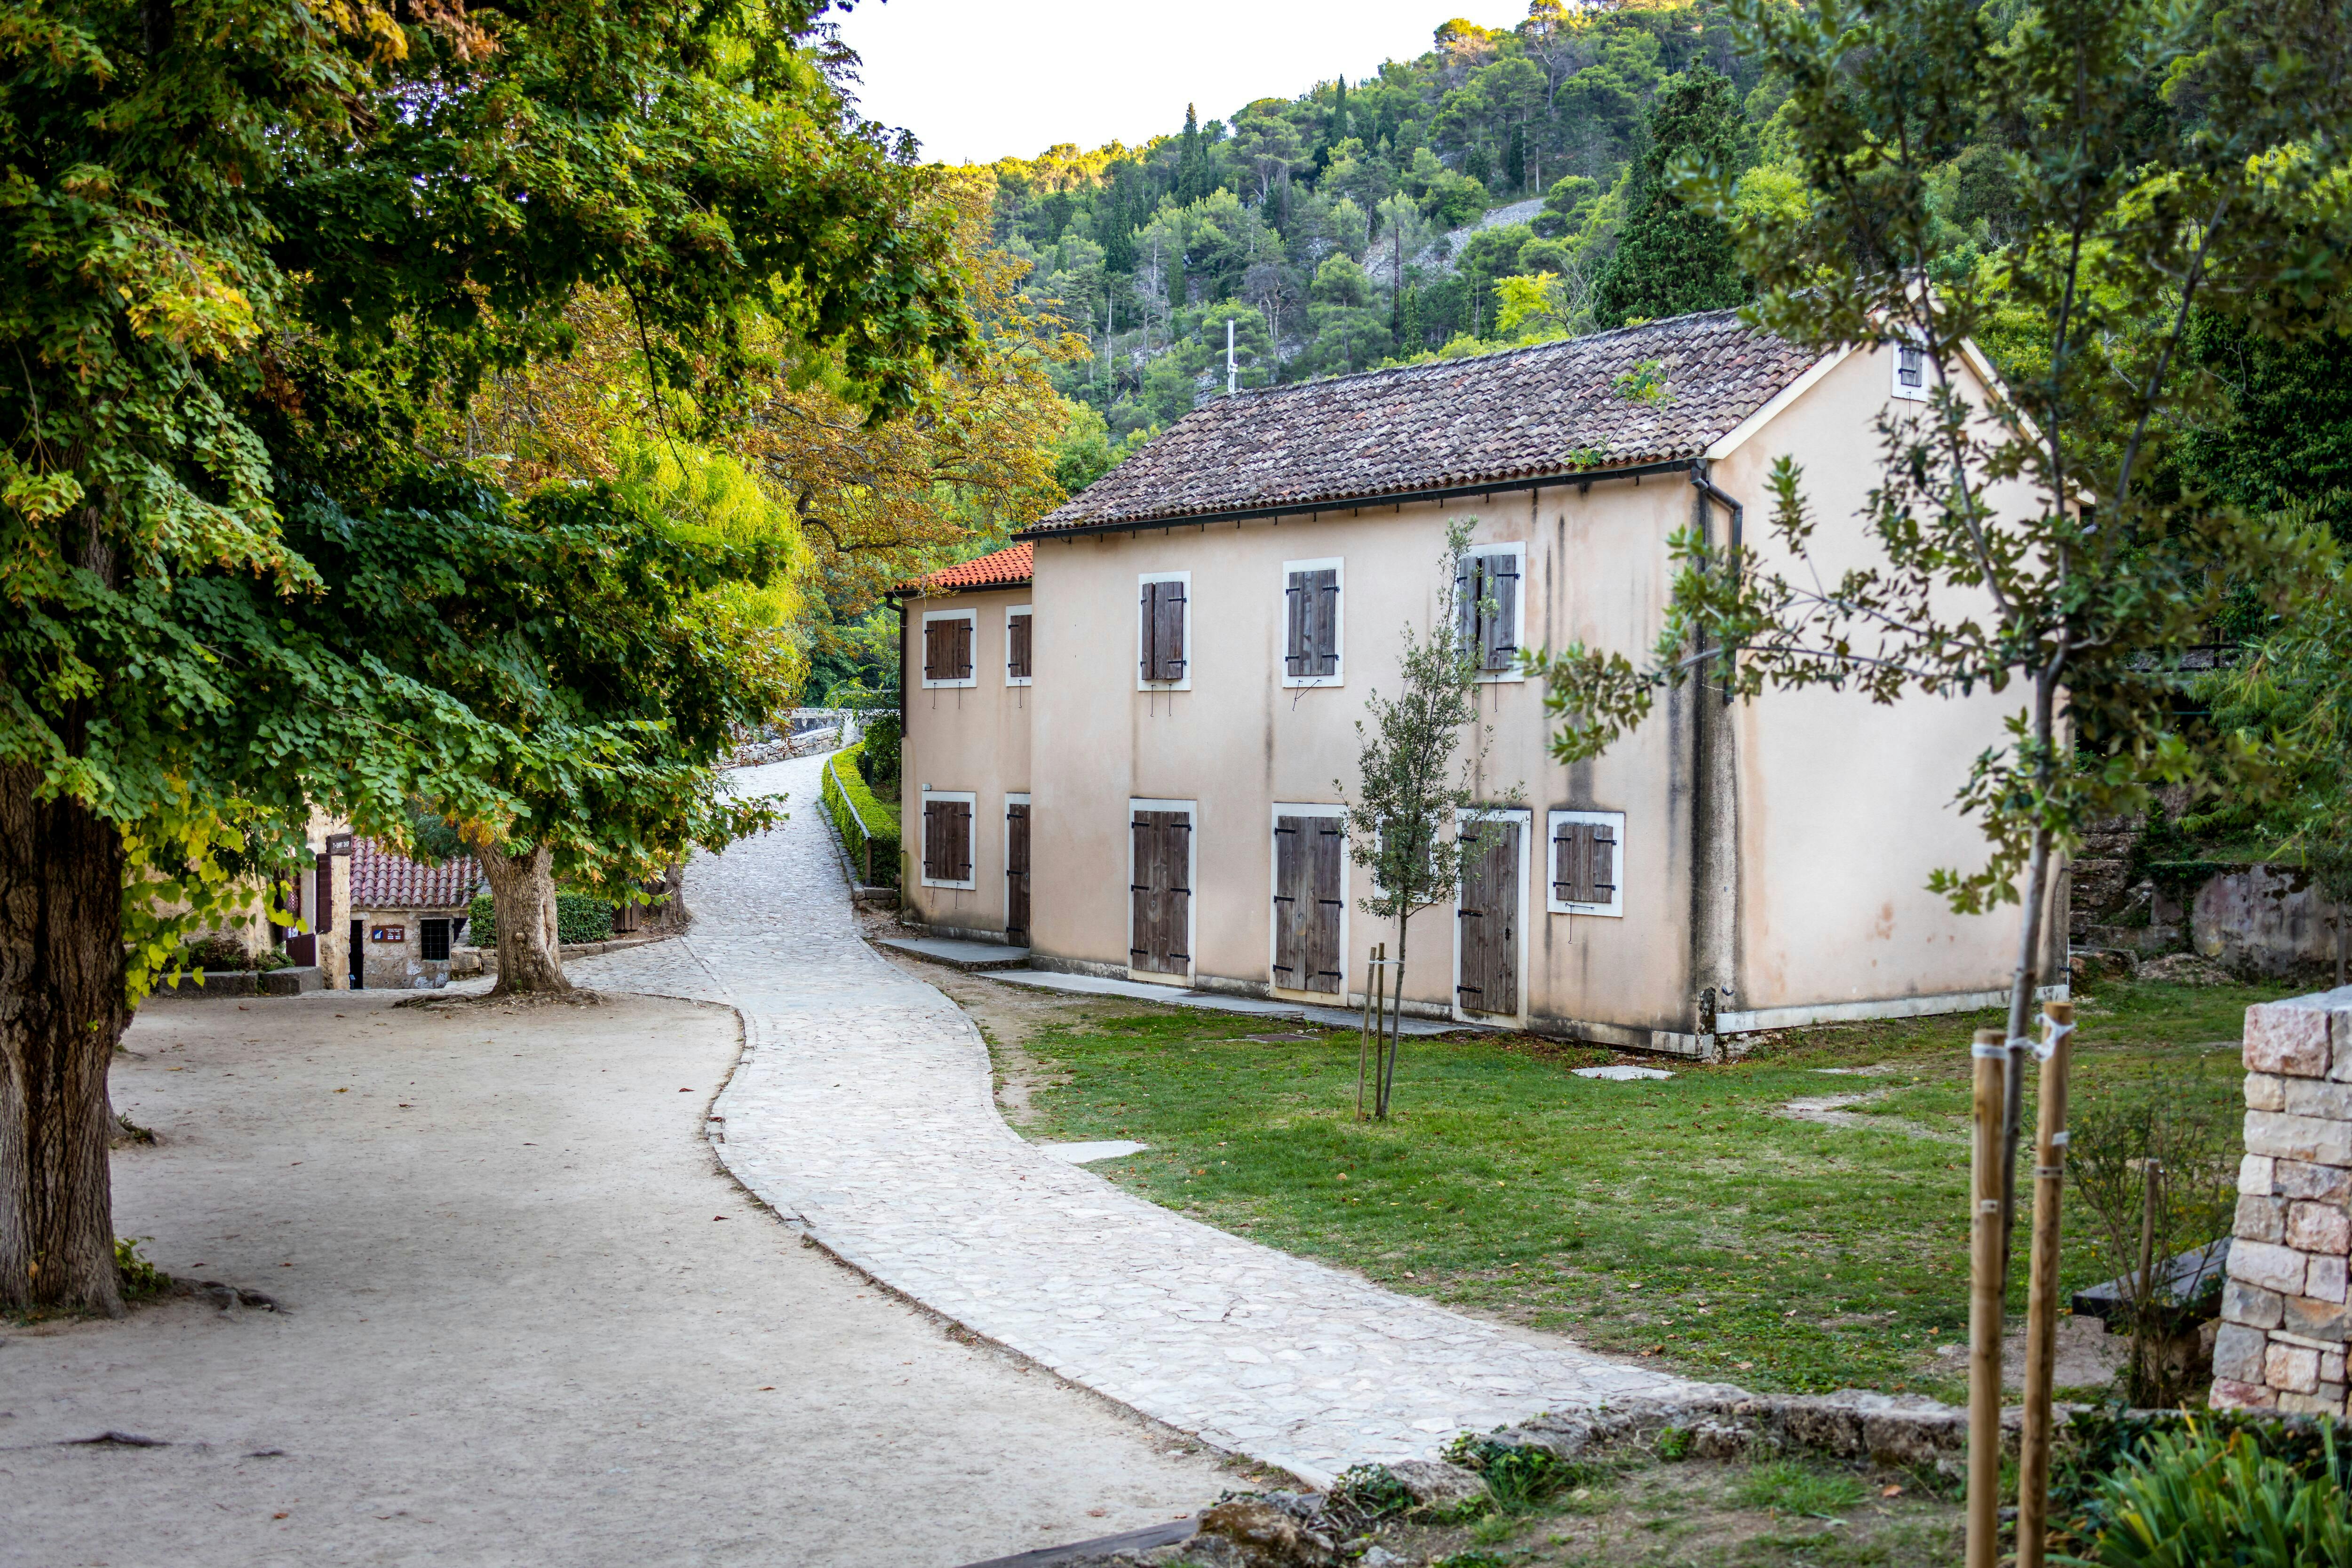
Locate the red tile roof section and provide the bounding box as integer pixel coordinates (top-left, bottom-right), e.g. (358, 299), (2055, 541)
(895, 541), (1033, 597)
(1027, 310), (1819, 533)
(350, 839), (482, 911)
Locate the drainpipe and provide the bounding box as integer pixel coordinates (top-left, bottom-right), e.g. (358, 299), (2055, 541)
(1687, 462), (1741, 1059)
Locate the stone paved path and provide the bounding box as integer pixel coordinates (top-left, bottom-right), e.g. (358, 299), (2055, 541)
(570, 755), (1708, 1486)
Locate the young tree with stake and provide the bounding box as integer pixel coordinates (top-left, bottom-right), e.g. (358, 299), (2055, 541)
(1339, 519), (1517, 1119)
(1521, 0), (2352, 1560)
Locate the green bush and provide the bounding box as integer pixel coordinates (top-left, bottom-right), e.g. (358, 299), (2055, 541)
(175, 931), (250, 972)
(2075, 1420), (2352, 1567)
(857, 710), (901, 788)
(115, 1237), (171, 1301)
(253, 948), (291, 972)
(463, 891), (614, 947)
(824, 742), (900, 887)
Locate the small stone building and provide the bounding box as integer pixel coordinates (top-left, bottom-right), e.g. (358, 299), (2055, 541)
(349, 839), (482, 990)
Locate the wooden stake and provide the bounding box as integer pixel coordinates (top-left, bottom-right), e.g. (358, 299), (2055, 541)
(1357, 944), (1382, 1122)
(1968, 1025), (2006, 1568)
(2016, 1000), (2074, 1568)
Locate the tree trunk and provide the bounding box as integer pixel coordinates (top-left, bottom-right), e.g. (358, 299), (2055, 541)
(0, 764), (127, 1315)
(1379, 915), (1410, 1120)
(480, 842), (571, 996)
(644, 860), (690, 934)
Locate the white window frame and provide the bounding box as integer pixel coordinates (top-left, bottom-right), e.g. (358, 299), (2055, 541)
(1126, 796), (1197, 985)
(920, 607), (978, 690)
(1461, 541), (1527, 684)
(1450, 805), (1532, 1024)
(1891, 334), (1931, 401)
(1136, 571), (1193, 692)
(1545, 808), (1627, 918)
(1279, 557), (1345, 689)
(919, 788), (978, 890)
(1267, 802), (1348, 999)
(1004, 604), (1034, 687)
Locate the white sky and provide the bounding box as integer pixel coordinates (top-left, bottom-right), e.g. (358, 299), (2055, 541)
(830, 0), (1534, 167)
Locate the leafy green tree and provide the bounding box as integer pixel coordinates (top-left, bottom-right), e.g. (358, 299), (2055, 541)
(0, 0), (971, 1314)
(1591, 64), (1748, 326)
(1523, 15), (2351, 1531)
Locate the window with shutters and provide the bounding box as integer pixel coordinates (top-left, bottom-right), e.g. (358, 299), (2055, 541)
(1546, 809), (1625, 916)
(1136, 572), (1191, 689)
(1005, 606), (1033, 686)
(1454, 543), (1526, 678)
(1280, 558), (1343, 686)
(1891, 334), (1931, 401)
(920, 609), (977, 689)
(920, 790), (977, 889)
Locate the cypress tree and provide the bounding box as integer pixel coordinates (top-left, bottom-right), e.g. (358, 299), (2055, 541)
(1177, 103), (1205, 204)
(1592, 65), (1748, 327)
(1505, 123), (1526, 193)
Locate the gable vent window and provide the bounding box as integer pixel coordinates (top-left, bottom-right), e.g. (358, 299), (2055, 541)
(1547, 809), (1625, 917)
(1456, 546), (1524, 675)
(1139, 576), (1189, 686)
(1893, 337), (1930, 401)
(1283, 561), (1342, 684)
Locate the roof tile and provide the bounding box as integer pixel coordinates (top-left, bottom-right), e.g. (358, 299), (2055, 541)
(1028, 311), (1816, 532)
(350, 839), (482, 912)
(896, 541), (1033, 597)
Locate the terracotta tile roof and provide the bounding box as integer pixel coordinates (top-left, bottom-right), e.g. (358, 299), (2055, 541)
(350, 839), (482, 911)
(894, 541), (1033, 597)
(1029, 311), (1819, 533)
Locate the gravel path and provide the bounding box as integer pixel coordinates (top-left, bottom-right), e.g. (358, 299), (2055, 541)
(3, 987), (1224, 1567)
(572, 756), (1704, 1488)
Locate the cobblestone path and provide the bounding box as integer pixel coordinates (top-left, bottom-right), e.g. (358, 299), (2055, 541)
(570, 755), (1707, 1486)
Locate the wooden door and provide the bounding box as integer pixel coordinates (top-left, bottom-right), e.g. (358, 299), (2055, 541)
(1128, 810), (1191, 976)
(1456, 820), (1520, 1015)
(1006, 802), (1031, 945)
(1272, 816), (1343, 995)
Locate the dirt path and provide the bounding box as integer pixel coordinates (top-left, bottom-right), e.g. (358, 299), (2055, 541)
(0, 989), (1226, 1568)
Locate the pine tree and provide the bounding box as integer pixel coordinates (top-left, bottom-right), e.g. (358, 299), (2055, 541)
(1177, 103), (1206, 204)
(1592, 65), (1748, 327)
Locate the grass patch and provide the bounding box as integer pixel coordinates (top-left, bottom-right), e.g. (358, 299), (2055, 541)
(1730, 1461), (1869, 1518)
(1013, 976), (2285, 1396)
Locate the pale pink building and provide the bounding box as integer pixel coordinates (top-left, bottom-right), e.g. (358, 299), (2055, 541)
(891, 311), (2062, 1057)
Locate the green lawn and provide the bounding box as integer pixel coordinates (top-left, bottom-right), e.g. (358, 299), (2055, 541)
(1013, 977), (2283, 1399)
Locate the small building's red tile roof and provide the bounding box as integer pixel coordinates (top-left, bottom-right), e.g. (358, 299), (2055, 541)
(1026, 310), (1820, 533)
(350, 839), (482, 911)
(893, 541), (1033, 597)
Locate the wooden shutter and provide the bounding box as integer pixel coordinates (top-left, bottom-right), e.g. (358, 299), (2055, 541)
(950, 800), (972, 880)
(1006, 803), (1030, 942)
(923, 620), (943, 682)
(1309, 570), (1339, 676)
(1551, 820), (1621, 907)
(1283, 575), (1309, 677)
(923, 800), (947, 879)
(1454, 556), (1478, 654)
(1305, 819), (1343, 993)
(1479, 555), (1519, 671)
(1457, 820), (1520, 1014)
(1008, 613), (1032, 679)
(952, 617), (973, 680)
(1142, 581), (1186, 682)
(1271, 816), (1305, 985)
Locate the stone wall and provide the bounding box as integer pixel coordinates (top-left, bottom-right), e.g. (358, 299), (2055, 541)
(2212, 988), (2352, 1415)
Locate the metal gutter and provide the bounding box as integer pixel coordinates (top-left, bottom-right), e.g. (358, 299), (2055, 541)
(1017, 458), (1705, 540)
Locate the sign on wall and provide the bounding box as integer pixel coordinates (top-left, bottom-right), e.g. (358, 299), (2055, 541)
(370, 925), (406, 944)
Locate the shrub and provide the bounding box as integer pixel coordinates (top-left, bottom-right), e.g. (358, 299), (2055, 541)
(857, 710), (901, 788)
(176, 931), (249, 972)
(824, 743), (901, 888)
(252, 948), (291, 972)
(114, 1237), (171, 1301)
(2075, 1420), (2352, 1568)
(462, 891), (614, 948)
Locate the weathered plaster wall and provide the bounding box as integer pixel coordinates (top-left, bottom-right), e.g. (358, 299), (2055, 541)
(898, 583), (1034, 939)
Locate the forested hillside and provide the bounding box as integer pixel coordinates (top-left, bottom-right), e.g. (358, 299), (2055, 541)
(992, 2), (1776, 452)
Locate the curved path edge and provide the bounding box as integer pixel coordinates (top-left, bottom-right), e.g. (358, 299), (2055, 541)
(569, 754), (1717, 1487)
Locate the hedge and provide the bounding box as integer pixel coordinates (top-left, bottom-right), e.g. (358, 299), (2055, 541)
(466, 891), (615, 948)
(823, 741), (901, 887)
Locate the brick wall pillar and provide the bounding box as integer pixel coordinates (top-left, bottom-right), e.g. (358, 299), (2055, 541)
(2213, 990), (2352, 1413)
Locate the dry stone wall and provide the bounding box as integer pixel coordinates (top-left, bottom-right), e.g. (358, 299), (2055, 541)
(2214, 988), (2352, 1415)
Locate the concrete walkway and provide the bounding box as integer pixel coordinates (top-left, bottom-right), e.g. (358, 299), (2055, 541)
(572, 755), (1707, 1487)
